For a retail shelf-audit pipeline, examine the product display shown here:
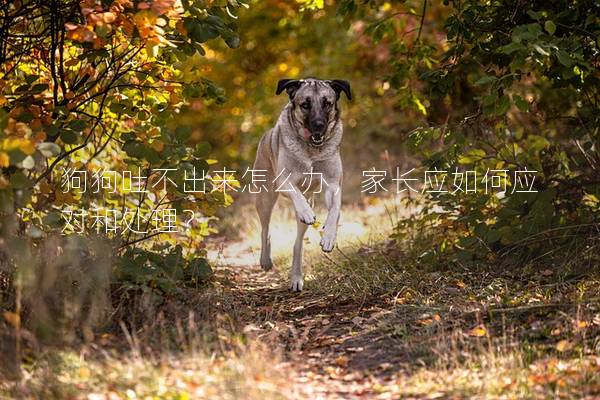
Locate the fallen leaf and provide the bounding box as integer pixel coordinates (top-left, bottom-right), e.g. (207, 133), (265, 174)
(574, 320), (589, 330)
(79, 367), (91, 379)
(468, 324), (487, 337)
(556, 340), (573, 352)
(335, 355), (349, 368)
(3, 311), (20, 327)
(528, 373), (558, 384)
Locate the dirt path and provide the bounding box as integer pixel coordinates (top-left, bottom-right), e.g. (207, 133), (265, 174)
(203, 200), (600, 400)
(206, 211), (405, 399)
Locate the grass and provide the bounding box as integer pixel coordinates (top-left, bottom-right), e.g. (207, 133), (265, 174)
(2, 195), (600, 399)
(6, 345), (291, 400)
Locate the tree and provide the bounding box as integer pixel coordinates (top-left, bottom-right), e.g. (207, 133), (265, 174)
(0, 0), (246, 246)
(0, 0), (246, 344)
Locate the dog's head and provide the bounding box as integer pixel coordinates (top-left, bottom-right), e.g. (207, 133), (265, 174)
(276, 78), (351, 147)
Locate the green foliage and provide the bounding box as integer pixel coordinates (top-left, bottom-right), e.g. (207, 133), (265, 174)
(116, 245), (212, 294)
(342, 0), (600, 264)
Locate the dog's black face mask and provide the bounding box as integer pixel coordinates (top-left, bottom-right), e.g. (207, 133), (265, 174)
(276, 78), (352, 147)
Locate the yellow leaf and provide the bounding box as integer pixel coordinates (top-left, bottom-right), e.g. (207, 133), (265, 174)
(574, 320), (589, 329)
(3, 311), (20, 327)
(468, 325), (487, 337)
(413, 96), (427, 116)
(556, 340), (572, 352)
(0, 152), (9, 167)
(78, 367), (91, 379)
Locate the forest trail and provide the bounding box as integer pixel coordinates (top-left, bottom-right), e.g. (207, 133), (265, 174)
(205, 201), (406, 399)
(202, 199), (600, 400)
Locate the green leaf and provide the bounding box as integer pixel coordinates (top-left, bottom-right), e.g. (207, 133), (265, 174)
(141, 146), (161, 164)
(225, 35), (240, 49)
(485, 228), (501, 244)
(10, 171), (30, 189)
(195, 142), (212, 158)
(109, 102), (127, 113)
(123, 140), (144, 159)
(474, 75), (497, 86)
(513, 95), (529, 112)
(458, 148), (486, 164)
(25, 75), (40, 84)
(556, 50), (572, 67)
(499, 41), (523, 55)
(175, 126), (192, 141)
(527, 10), (543, 20)
(186, 258), (213, 281)
(30, 83), (49, 94)
(495, 95), (511, 115)
(544, 20), (556, 35)
(68, 119), (87, 132)
(60, 129), (78, 144)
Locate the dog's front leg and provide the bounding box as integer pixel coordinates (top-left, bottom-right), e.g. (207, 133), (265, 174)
(291, 217), (309, 291)
(275, 171), (314, 291)
(320, 182), (341, 252)
(276, 171), (316, 225)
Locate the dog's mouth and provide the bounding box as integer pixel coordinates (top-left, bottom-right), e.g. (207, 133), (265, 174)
(309, 135), (325, 146)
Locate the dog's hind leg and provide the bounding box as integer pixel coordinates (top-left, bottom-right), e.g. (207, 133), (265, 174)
(291, 217), (309, 291)
(256, 190), (278, 271)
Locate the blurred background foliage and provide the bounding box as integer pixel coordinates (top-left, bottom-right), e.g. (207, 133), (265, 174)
(184, 0), (411, 169)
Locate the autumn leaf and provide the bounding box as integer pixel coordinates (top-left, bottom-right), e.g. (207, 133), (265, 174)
(335, 355), (349, 368)
(0, 152), (9, 168)
(556, 340), (573, 352)
(3, 311), (20, 327)
(468, 325), (488, 337)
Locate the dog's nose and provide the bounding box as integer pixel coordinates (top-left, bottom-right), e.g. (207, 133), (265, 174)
(313, 121), (325, 132)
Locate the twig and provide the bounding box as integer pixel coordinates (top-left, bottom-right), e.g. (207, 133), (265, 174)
(415, 0), (428, 42)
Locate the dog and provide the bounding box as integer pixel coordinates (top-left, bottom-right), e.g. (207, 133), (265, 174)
(252, 78), (351, 291)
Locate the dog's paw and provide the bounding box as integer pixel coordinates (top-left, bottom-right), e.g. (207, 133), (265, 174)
(260, 259), (273, 271)
(297, 207), (316, 225)
(291, 275), (304, 292)
(320, 233), (336, 253)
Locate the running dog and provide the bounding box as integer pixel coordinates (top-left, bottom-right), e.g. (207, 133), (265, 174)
(253, 78), (351, 291)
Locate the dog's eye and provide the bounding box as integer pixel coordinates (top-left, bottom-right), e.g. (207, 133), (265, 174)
(323, 99), (332, 107)
(300, 102), (310, 110)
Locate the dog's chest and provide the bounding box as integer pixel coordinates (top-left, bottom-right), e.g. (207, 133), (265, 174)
(291, 158), (336, 193)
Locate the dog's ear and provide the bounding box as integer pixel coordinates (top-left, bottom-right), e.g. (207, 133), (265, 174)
(276, 79), (302, 99)
(328, 79), (352, 101)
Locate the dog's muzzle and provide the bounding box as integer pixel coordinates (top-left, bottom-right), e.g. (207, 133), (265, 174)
(310, 134), (325, 146)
